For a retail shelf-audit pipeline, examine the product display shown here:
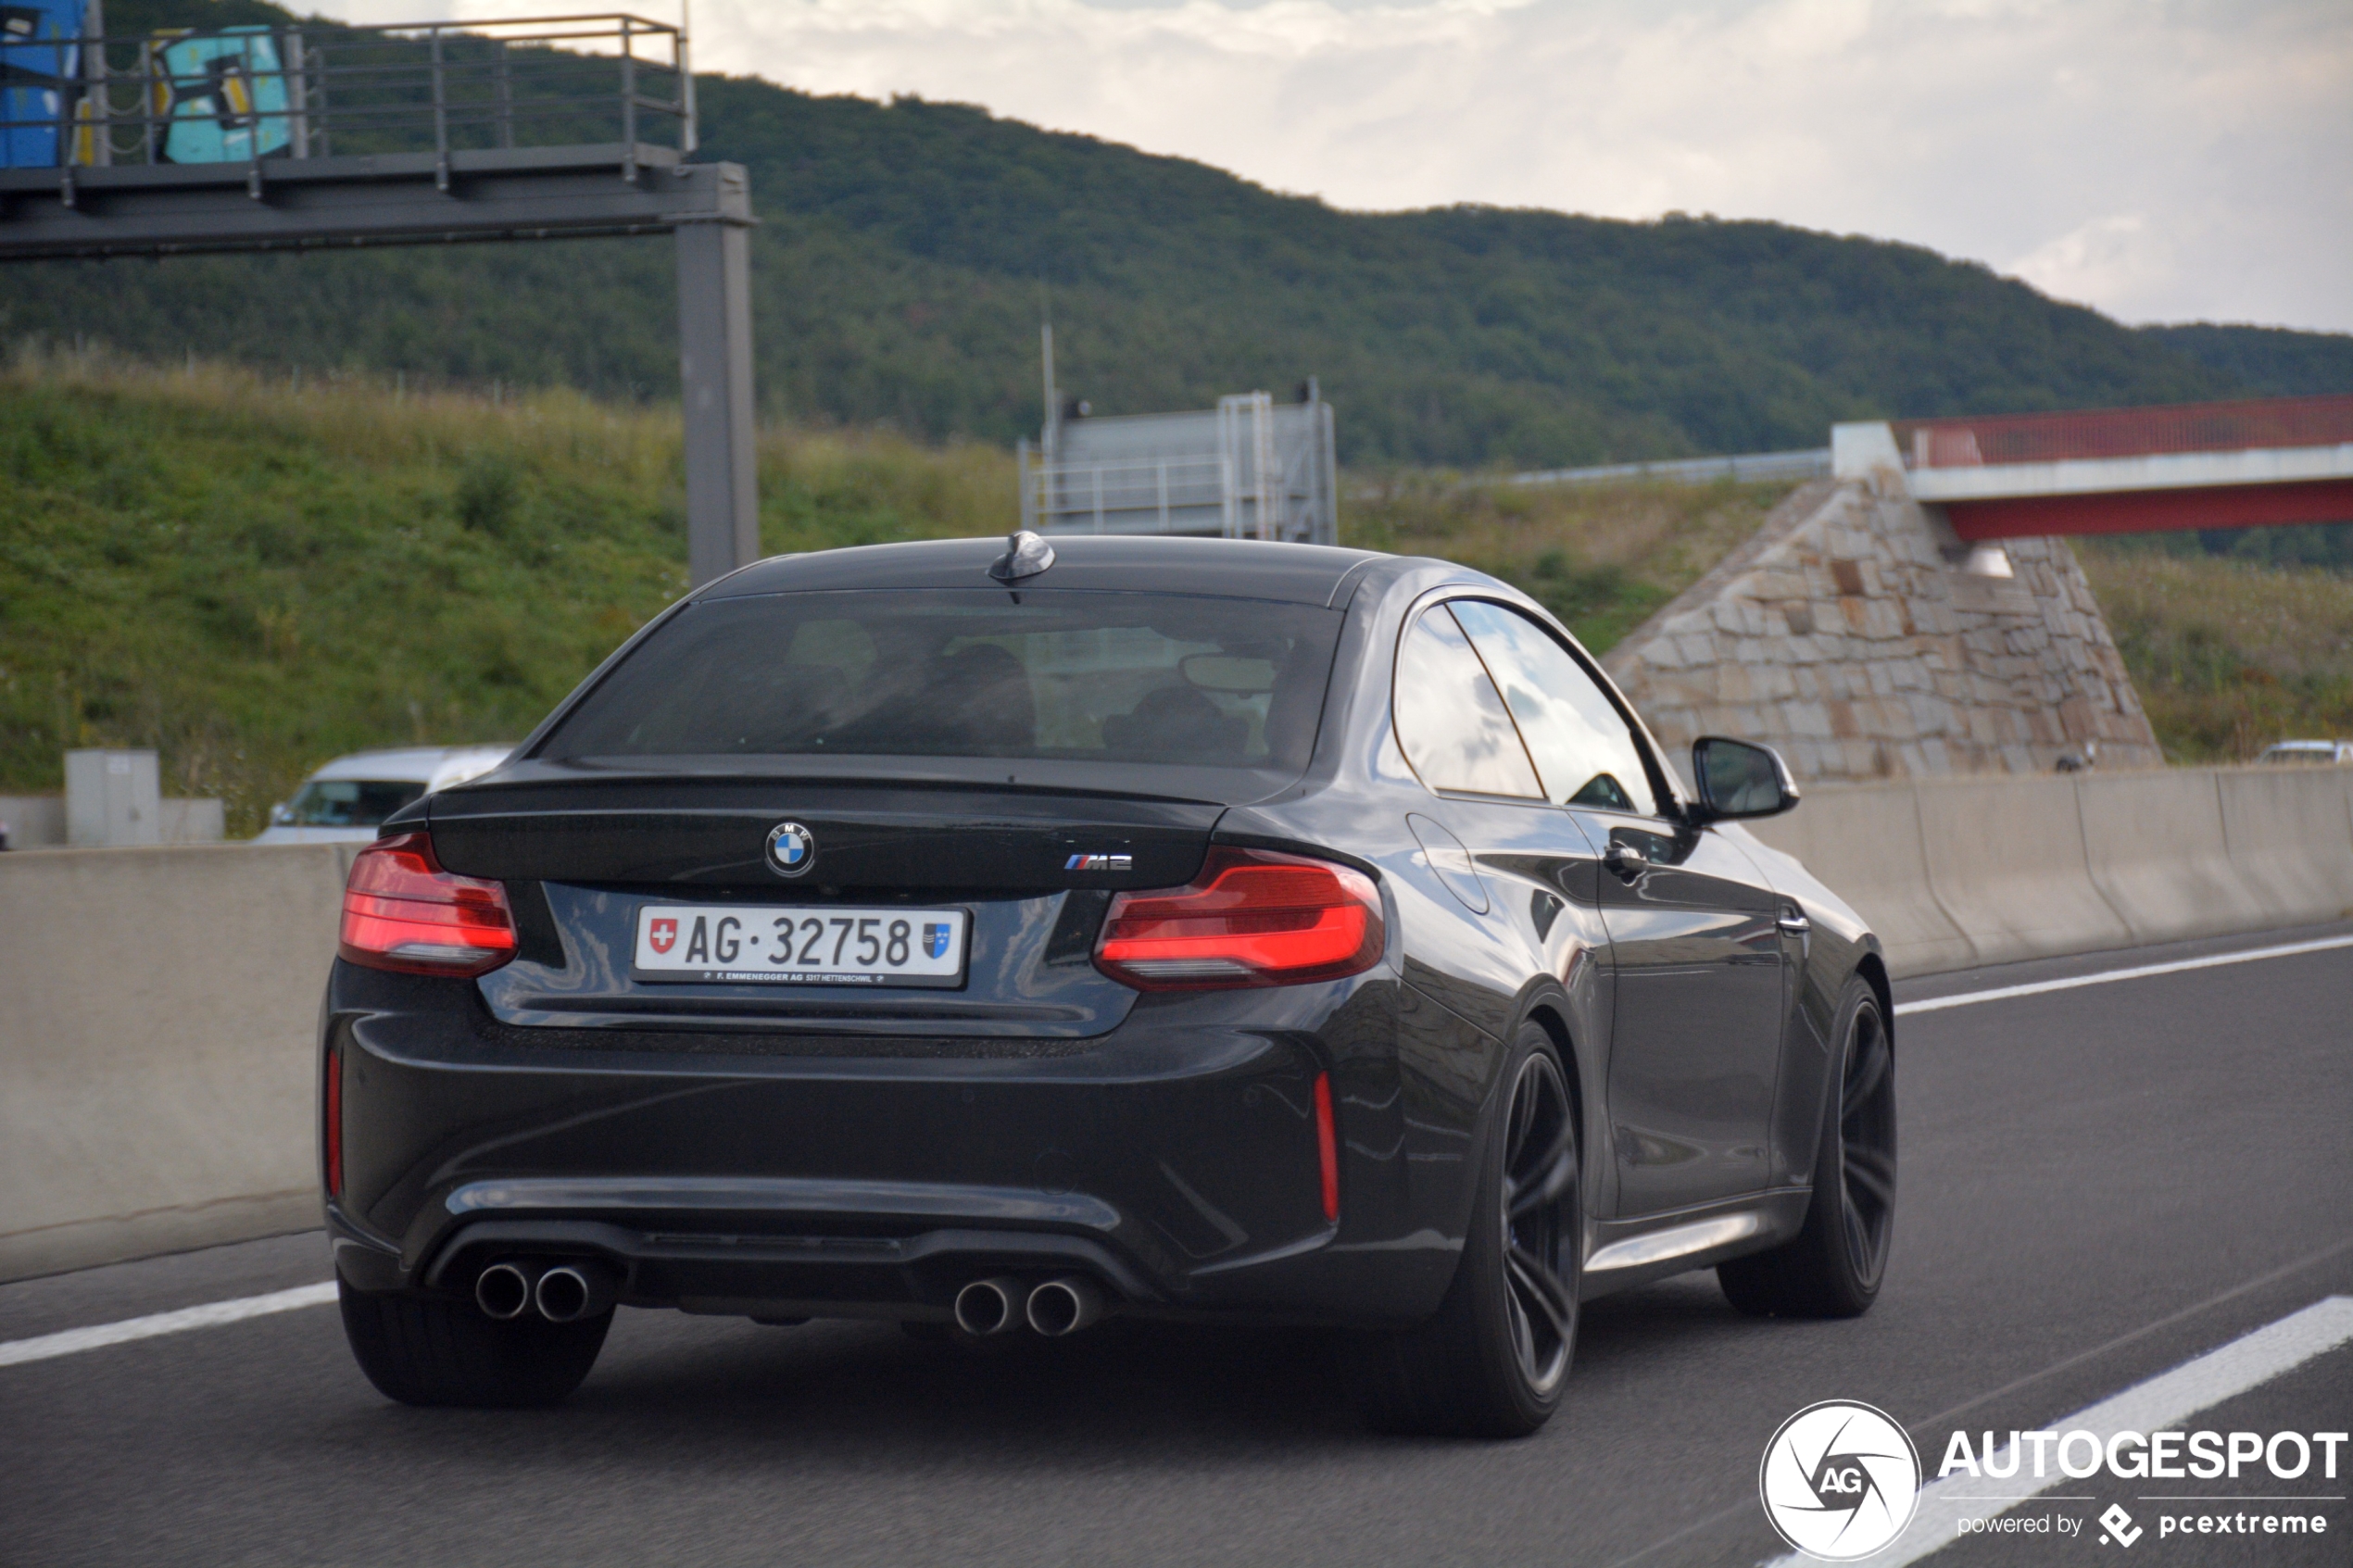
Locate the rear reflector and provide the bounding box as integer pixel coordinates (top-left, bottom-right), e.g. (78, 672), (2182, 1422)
(338, 832), (517, 977)
(1092, 847), (1384, 991)
(1314, 1071), (1340, 1223)
(323, 1045), (343, 1200)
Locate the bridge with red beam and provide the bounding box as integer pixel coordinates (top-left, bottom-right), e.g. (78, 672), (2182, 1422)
(1834, 394), (2353, 541)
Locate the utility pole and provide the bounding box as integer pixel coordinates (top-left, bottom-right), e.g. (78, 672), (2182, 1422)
(1040, 317), (1059, 464)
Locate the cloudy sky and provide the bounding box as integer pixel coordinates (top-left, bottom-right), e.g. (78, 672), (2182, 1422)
(317, 0), (2353, 333)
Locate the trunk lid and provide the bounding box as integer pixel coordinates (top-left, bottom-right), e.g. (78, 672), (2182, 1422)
(429, 769), (1224, 1037)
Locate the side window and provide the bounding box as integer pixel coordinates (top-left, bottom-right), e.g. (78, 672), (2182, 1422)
(1393, 605), (1544, 798)
(1450, 599), (1661, 817)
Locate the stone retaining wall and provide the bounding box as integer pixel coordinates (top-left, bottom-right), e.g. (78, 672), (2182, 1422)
(1601, 477), (2161, 782)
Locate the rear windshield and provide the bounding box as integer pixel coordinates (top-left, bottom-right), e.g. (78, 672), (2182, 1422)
(288, 779), (426, 826)
(540, 590), (1343, 772)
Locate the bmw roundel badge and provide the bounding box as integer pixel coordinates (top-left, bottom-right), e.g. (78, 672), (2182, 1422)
(765, 822), (815, 878)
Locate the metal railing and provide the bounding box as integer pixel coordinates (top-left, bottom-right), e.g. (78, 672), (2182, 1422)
(1894, 394), (2353, 470)
(1, 14), (692, 191)
(1021, 452), (1241, 535)
(1017, 392), (1330, 542)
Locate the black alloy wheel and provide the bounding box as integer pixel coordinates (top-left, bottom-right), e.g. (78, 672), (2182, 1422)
(1500, 1047), (1579, 1398)
(1346, 1024), (1582, 1436)
(1718, 976), (1895, 1318)
(1835, 998), (1896, 1292)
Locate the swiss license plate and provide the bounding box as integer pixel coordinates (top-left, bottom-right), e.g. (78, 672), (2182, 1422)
(631, 904), (969, 987)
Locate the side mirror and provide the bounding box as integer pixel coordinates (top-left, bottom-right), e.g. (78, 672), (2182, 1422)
(1691, 737), (1799, 822)
(269, 802), (293, 826)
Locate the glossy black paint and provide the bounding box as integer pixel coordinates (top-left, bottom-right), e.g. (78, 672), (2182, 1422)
(325, 535), (1885, 1329)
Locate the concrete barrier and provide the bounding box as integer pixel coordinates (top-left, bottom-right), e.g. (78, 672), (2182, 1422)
(0, 795), (66, 849)
(2214, 765), (2353, 928)
(1751, 765), (2353, 981)
(2077, 770), (2274, 947)
(1742, 784), (1979, 976)
(0, 843), (351, 1282)
(0, 793), (224, 848)
(1909, 774), (2135, 970)
(4, 766), (2349, 1283)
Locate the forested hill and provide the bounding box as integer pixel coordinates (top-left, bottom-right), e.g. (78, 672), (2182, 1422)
(14, 0), (2350, 468)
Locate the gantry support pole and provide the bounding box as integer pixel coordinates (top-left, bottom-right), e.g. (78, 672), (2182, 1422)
(675, 190), (759, 586)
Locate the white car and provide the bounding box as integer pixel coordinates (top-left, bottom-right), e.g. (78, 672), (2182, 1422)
(254, 746), (516, 845)
(2256, 740), (2353, 766)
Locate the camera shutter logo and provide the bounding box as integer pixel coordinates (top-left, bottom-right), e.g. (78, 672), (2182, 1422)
(1758, 1400), (1921, 1561)
(765, 822), (816, 879)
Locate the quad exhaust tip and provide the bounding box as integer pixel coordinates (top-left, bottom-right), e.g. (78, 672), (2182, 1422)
(952, 1276), (1024, 1336)
(474, 1261), (535, 1321)
(535, 1264), (603, 1323)
(1026, 1275), (1103, 1337)
(475, 1260), (616, 1323)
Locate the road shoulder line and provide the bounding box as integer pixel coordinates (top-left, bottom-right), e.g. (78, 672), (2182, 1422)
(1894, 934), (2353, 1016)
(0, 1281), (337, 1369)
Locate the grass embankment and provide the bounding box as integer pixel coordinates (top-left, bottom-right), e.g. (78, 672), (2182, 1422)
(0, 353), (1012, 833)
(1348, 470), (1798, 654)
(6, 357), (2334, 831)
(2075, 544), (2353, 762)
(0, 358), (1793, 834)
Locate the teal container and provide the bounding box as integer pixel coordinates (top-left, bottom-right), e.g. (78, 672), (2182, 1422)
(158, 26), (289, 163)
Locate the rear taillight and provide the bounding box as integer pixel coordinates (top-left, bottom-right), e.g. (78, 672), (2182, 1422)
(338, 831), (517, 977)
(1092, 847), (1384, 991)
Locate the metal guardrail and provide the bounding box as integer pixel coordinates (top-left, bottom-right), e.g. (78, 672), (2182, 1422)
(1018, 392), (1336, 544)
(1, 14), (691, 194)
(1508, 448), (1832, 488)
(1023, 453), (1239, 534)
(1894, 395), (2353, 470)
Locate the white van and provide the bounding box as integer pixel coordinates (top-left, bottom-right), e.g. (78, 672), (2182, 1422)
(254, 745), (516, 845)
(2257, 740), (2353, 766)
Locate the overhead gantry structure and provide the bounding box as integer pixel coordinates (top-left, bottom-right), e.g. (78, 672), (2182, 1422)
(0, 13), (759, 586)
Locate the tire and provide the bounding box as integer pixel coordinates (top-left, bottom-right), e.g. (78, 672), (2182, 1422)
(338, 1279), (611, 1408)
(1719, 975), (1895, 1319)
(1344, 1023), (1582, 1437)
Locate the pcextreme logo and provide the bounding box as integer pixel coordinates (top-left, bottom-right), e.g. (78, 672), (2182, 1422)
(1759, 1400), (1923, 1561)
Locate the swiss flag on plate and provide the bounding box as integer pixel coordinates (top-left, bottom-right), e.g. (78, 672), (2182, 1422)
(648, 917), (677, 955)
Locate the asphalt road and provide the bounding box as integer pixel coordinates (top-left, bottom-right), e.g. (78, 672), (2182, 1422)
(5, 923), (2349, 1568)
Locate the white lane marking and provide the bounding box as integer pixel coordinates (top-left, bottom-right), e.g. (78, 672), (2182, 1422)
(1764, 1295), (2353, 1567)
(0, 1281), (337, 1369)
(1894, 934), (2353, 1016)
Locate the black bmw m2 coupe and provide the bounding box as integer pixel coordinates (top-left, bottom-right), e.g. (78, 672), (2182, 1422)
(323, 532), (1895, 1436)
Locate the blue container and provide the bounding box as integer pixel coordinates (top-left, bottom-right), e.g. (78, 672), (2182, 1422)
(0, 0), (84, 168)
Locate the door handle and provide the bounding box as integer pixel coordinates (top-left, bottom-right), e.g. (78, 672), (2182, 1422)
(1777, 911), (1810, 935)
(1603, 842), (1648, 881)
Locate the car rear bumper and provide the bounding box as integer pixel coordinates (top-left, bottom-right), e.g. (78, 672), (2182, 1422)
(323, 961), (1457, 1327)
